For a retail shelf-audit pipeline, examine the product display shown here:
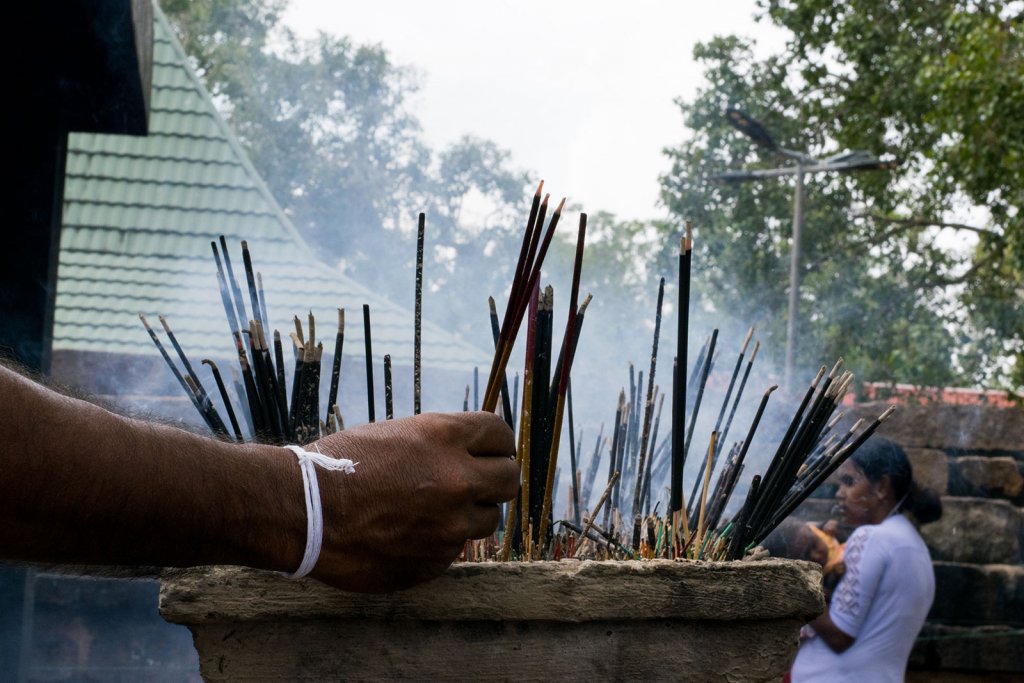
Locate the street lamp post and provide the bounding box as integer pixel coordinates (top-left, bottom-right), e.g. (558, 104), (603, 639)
(787, 163), (804, 390)
(711, 108), (895, 389)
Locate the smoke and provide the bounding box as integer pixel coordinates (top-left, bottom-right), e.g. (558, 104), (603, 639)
(533, 259), (856, 530)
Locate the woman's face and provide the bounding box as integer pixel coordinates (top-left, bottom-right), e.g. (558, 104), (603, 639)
(834, 460), (888, 527)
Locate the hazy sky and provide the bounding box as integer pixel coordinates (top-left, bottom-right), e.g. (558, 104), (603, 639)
(283, 2), (787, 221)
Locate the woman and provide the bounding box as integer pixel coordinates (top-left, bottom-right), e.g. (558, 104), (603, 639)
(790, 436), (943, 682)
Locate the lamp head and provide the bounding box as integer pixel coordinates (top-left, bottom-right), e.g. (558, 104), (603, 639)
(725, 108), (778, 152)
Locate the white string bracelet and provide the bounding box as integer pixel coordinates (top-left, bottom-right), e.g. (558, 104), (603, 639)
(282, 444), (357, 579)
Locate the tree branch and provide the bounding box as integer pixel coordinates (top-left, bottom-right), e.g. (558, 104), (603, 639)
(845, 211), (1003, 287)
(854, 211), (1003, 239)
(930, 250), (1001, 286)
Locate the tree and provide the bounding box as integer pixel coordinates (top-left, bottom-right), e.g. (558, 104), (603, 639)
(161, 0), (529, 347)
(761, 0), (1024, 386)
(660, 0), (1024, 391)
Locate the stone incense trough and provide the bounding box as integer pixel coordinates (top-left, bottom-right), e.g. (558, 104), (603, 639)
(160, 559), (823, 682)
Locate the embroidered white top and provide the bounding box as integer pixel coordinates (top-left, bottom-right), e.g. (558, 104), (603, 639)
(791, 514), (935, 683)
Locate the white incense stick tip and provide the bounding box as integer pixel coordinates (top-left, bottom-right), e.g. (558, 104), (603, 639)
(880, 405), (897, 420)
(746, 339), (760, 362)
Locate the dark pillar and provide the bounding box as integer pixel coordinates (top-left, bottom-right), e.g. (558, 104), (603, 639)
(0, 2), (151, 677)
(0, 113), (68, 373)
(0, 23), (70, 682)
(0, 108), (67, 683)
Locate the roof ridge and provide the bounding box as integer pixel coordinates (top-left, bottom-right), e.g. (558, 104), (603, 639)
(151, 3), (329, 269)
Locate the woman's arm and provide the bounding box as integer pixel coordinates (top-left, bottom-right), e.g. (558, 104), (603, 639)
(0, 364), (518, 592)
(807, 611), (856, 653)
(812, 525), (884, 653)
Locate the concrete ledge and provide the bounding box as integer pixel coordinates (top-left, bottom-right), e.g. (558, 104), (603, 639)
(160, 560), (824, 624)
(160, 561), (824, 682)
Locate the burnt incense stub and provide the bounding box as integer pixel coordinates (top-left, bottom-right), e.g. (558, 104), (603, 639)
(160, 559), (823, 682)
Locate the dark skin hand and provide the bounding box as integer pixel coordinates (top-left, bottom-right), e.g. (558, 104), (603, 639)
(0, 364), (518, 593)
(309, 413), (518, 591)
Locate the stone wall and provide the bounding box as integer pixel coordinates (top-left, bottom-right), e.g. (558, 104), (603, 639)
(798, 402), (1024, 678)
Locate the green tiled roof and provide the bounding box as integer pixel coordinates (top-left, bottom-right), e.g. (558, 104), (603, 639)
(54, 3), (488, 372)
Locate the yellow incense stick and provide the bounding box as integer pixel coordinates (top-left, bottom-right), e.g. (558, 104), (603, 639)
(696, 431), (717, 553)
(519, 365), (535, 555)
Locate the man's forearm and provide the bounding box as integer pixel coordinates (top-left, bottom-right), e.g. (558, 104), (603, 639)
(2, 363), (520, 593)
(0, 364), (302, 571)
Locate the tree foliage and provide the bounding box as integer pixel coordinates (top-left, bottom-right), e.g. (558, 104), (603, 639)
(160, 0), (1024, 390)
(161, 0), (529, 346)
(660, 1), (1024, 390)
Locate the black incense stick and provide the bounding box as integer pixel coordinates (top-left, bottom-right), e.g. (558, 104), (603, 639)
(488, 297), (514, 429)
(670, 223), (692, 523)
(211, 243), (241, 337)
(363, 304), (375, 422)
(632, 277), (665, 519)
(240, 241), (265, 332)
(256, 272), (270, 334)
(688, 327), (752, 515)
(384, 353), (394, 420)
(567, 380), (581, 524)
(414, 212), (425, 415)
(140, 314), (214, 431)
(219, 236), (249, 333)
(158, 315), (229, 437)
(203, 359), (243, 442)
(327, 308), (344, 424)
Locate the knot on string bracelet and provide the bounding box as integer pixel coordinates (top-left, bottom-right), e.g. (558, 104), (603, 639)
(282, 444), (357, 579)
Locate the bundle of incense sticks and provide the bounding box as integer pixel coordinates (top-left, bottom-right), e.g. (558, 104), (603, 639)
(484, 183), (590, 561)
(476, 349), (891, 563)
(467, 221), (895, 563)
(141, 236), (398, 444)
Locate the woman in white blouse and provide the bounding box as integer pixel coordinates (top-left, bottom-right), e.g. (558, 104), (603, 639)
(790, 436), (942, 683)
